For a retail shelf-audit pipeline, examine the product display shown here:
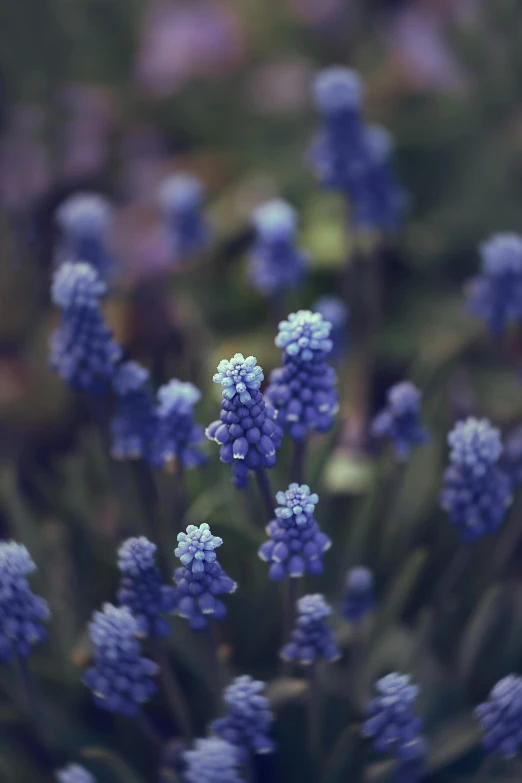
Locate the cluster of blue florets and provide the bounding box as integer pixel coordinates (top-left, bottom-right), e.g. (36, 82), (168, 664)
(342, 567), (374, 624)
(56, 193), (115, 279)
(211, 675), (275, 760)
(117, 537), (176, 637)
(83, 603), (158, 717)
(152, 379), (207, 469)
(363, 673), (424, 761)
(371, 381), (428, 460)
(50, 262), (122, 391)
(266, 311), (339, 441)
(258, 483), (331, 580)
(248, 199), (308, 296)
(184, 737), (242, 783)
(110, 361), (157, 461)
(206, 353), (283, 488)
(313, 296), (349, 362)
(158, 173), (210, 261)
(56, 764), (95, 783)
(440, 417), (512, 541)
(309, 67), (404, 232)
(173, 523), (236, 630)
(475, 674), (522, 758)
(466, 233), (522, 336)
(281, 594), (339, 665)
(0, 541), (50, 660)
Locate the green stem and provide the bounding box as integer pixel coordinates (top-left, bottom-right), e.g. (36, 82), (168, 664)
(291, 439), (307, 485)
(472, 754), (496, 783)
(255, 468), (276, 520)
(308, 665), (322, 771)
(149, 636), (193, 740)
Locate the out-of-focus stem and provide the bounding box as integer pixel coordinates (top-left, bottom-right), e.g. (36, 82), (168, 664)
(308, 665), (322, 771)
(132, 460), (169, 574)
(149, 636), (193, 741)
(284, 577), (299, 643)
(255, 468), (276, 520)
(472, 754), (495, 783)
(291, 439), (307, 485)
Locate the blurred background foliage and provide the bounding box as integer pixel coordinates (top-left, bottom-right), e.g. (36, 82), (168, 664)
(1, 0), (522, 780)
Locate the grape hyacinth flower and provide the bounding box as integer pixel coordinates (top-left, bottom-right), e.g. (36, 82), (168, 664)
(371, 382), (428, 460)
(56, 193), (115, 278)
(0, 542), (50, 660)
(475, 674), (522, 758)
(206, 353), (283, 489)
(258, 483), (331, 579)
(158, 173), (210, 260)
(363, 673), (424, 760)
(440, 417), (512, 541)
(466, 233), (522, 336)
(211, 675), (275, 760)
(313, 295), (348, 362)
(111, 361), (157, 462)
(309, 67), (403, 232)
(266, 311), (339, 441)
(56, 764), (95, 783)
(184, 737), (243, 783)
(173, 523), (237, 630)
(117, 537), (177, 637)
(342, 567), (374, 624)
(248, 199), (307, 296)
(396, 736), (428, 783)
(50, 261), (122, 391)
(281, 594), (340, 665)
(152, 379), (207, 470)
(84, 603), (158, 716)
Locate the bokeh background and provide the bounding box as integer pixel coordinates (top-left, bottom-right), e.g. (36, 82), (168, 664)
(2, 0), (522, 780)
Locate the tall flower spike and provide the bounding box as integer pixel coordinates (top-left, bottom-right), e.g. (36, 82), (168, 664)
(309, 67), (404, 232)
(50, 262), (122, 391)
(440, 417), (512, 541)
(466, 233), (522, 336)
(258, 483), (331, 580)
(363, 673), (424, 761)
(248, 200), (307, 296)
(0, 541), (50, 660)
(211, 675), (275, 761)
(206, 353), (283, 488)
(266, 311), (339, 441)
(111, 361), (157, 462)
(313, 295), (349, 362)
(281, 594), (340, 665)
(56, 764), (95, 783)
(84, 603), (158, 717)
(56, 193), (115, 278)
(184, 737), (243, 783)
(152, 379), (207, 470)
(173, 523), (236, 630)
(475, 674), (522, 758)
(342, 567), (374, 624)
(158, 173), (210, 261)
(117, 537), (177, 637)
(371, 381), (428, 460)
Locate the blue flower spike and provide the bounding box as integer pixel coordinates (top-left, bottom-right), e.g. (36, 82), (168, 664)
(342, 567), (374, 624)
(371, 381), (428, 460)
(184, 737), (243, 783)
(211, 675), (275, 761)
(56, 193), (115, 278)
(158, 173), (210, 261)
(363, 673), (425, 762)
(111, 361), (157, 462)
(281, 594), (340, 665)
(153, 379), (207, 470)
(56, 764), (95, 783)
(475, 674), (522, 758)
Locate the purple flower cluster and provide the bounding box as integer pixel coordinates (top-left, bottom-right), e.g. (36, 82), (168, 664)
(258, 483), (331, 580)
(183, 737), (243, 783)
(117, 537), (176, 637)
(56, 193), (115, 279)
(173, 523), (236, 630)
(371, 382), (428, 460)
(248, 199), (307, 296)
(211, 675), (275, 760)
(363, 673), (424, 761)
(84, 603), (158, 717)
(281, 594), (339, 665)
(0, 542), (50, 660)
(342, 567), (374, 624)
(309, 67), (404, 232)
(50, 262), (121, 391)
(466, 233), (522, 336)
(158, 173), (210, 261)
(56, 764), (95, 783)
(440, 417), (512, 541)
(152, 379), (207, 469)
(111, 361), (157, 461)
(475, 674), (522, 758)
(266, 311), (339, 441)
(206, 353), (283, 488)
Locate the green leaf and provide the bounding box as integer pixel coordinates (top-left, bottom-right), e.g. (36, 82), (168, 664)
(427, 714), (481, 771)
(322, 724), (367, 783)
(370, 549), (428, 641)
(82, 747), (146, 783)
(265, 677), (309, 709)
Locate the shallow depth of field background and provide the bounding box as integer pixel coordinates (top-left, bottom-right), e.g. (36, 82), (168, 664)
(1, 0), (522, 781)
